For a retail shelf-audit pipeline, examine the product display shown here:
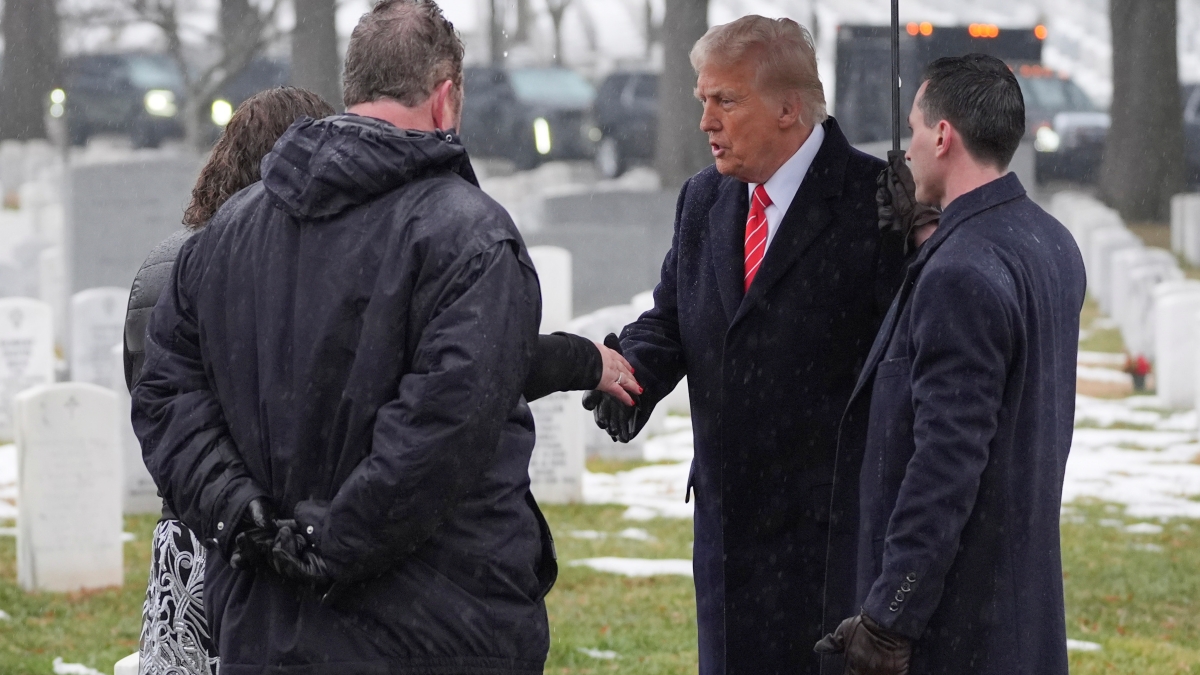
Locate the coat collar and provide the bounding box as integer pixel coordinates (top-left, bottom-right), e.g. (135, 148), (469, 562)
(708, 117), (853, 326)
(845, 171), (1027, 405)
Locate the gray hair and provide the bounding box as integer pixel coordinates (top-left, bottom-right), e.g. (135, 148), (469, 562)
(342, 0), (464, 109)
(690, 15), (828, 127)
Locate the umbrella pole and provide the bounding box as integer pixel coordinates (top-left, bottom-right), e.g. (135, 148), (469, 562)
(891, 0), (902, 154)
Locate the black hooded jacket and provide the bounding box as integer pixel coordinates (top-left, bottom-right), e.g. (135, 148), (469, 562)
(132, 114), (553, 674)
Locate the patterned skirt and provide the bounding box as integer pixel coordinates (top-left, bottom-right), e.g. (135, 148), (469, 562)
(139, 519), (220, 675)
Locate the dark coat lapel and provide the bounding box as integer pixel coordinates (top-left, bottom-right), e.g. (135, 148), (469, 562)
(733, 119), (849, 328)
(709, 175), (751, 323)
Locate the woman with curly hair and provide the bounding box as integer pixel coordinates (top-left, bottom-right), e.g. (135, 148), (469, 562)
(124, 86), (337, 675)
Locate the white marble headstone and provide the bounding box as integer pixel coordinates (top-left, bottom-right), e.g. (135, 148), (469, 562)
(112, 344), (159, 514)
(0, 298), (55, 442)
(14, 382), (123, 592)
(526, 246), (585, 502)
(1153, 283), (1200, 409)
(69, 288), (129, 389)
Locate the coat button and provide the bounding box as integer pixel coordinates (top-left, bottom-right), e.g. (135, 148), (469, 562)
(894, 591), (905, 602)
(306, 525), (315, 535)
(901, 582), (912, 592)
(889, 602), (899, 612)
(906, 572), (917, 583)
(217, 521), (224, 531)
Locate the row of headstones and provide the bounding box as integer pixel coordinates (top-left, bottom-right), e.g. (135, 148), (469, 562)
(0, 290), (161, 592)
(0, 140), (66, 303)
(1050, 192), (1200, 411)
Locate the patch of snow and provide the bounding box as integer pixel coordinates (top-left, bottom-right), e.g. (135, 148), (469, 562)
(618, 528), (656, 541)
(1131, 543), (1164, 552)
(1076, 366), (1131, 385)
(52, 658), (106, 675)
(578, 648), (620, 659)
(569, 557), (693, 577)
(1067, 639), (1103, 652)
(0, 609), (9, 621)
(1077, 351), (1129, 367)
(1075, 396), (1162, 428)
(584, 461), (693, 519)
(621, 506), (660, 521)
(0, 528), (15, 537)
(642, 430), (695, 462)
(1064, 440), (1200, 519)
(1124, 523), (1164, 534)
(1071, 429), (1195, 451)
(120, 532), (135, 542)
(568, 530), (606, 540)
(1098, 519), (1124, 528)
(1157, 411), (1199, 432)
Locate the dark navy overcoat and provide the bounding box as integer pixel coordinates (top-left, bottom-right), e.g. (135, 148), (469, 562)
(824, 173), (1085, 675)
(619, 118), (905, 675)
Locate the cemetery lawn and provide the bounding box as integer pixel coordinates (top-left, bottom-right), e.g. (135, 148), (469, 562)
(2, 504), (1200, 674)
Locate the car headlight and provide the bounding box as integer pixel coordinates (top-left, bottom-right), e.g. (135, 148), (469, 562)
(587, 126), (602, 143)
(1034, 126), (1061, 153)
(144, 89), (178, 118)
(533, 117), (553, 155)
(48, 89), (66, 119)
(211, 99), (234, 127)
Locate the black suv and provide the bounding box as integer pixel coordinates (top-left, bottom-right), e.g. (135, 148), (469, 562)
(57, 52), (186, 148)
(592, 71), (658, 178)
(1018, 65), (1108, 184)
(460, 66), (599, 170)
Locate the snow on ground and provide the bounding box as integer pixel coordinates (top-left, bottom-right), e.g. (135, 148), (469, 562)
(569, 557), (694, 577)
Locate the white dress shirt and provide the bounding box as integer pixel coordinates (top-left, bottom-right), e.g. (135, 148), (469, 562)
(748, 123), (826, 252)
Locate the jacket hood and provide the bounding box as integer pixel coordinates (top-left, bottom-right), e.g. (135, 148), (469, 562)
(261, 114), (478, 220)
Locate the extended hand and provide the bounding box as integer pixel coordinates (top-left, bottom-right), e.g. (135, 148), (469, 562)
(270, 519), (333, 589)
(877, 151), (939, 253)
(582, 333), (641, 442)
(229, 497), (277, 570)
(594, 341), (641, 406)
(814, 612), (911, 675)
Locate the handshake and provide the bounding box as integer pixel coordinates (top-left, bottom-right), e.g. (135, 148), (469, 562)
(228, 498), (332, 588)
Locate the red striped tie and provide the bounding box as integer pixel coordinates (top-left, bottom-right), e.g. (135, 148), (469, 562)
(744, 184), (771, 291)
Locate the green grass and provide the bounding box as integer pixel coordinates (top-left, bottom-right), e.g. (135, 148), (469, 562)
(0, 513), (158, 675)
(1080, 296), (1127, 354)
(4, 502), (1200, 675)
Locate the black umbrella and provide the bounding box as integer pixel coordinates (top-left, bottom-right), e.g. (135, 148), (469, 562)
(890, 0), (902, 154)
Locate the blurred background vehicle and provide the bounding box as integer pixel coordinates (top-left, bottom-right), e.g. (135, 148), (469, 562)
(56, 52), (186, 148)
(205, 58), (292, 140)
(1018, 64), (1110, 184)
(592, 71), (658, 179)
(460, 66), (600, 170)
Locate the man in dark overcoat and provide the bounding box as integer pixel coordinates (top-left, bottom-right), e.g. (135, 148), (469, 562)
(589, 15), (910, 675)
(818, 54), (1086, 675)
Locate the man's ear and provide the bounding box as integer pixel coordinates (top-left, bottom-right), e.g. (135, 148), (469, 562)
(431, 79), (458, 130)
(778, 93), (804, 130)
(934, 120), (952, 159)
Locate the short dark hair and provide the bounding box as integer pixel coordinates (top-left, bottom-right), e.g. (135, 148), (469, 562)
(919, 54), (1025, 169)
(184, 87), (335, 228)
(342, 0), (464, 109)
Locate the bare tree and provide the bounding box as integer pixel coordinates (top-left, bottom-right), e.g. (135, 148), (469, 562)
(489, 0), (505, 66)
(545, 0), (571, 65)
(514, 0), (533, 43)
(655, 0), (710, 191)
(95, 0), (283, 148)
(0, 0), (61, 141)
(642, 0), (661, 59)
(1100, 0), (1185, 223)
(293, 0), (341, 110)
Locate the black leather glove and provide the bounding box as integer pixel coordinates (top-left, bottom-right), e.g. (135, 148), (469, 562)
(229, 497), (277, 571)
(877, 150), (940, 254)
(270, 519), (333, 589)
(582, 334), (640, 443)
(814, 612), (911, 675)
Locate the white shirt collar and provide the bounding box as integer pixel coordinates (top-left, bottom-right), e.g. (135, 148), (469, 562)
(749, 123), (826, 219)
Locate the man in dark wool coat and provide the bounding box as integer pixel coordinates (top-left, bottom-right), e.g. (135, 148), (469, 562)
(132, 2), (556, 673)
(817, 54), (1086, 675)
(587, 15), (920, 675)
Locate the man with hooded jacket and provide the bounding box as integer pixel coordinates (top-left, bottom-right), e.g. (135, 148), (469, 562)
(131, 2), (555, 673)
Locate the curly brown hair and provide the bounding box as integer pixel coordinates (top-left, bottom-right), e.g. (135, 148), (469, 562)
(183, 87), (335, 228)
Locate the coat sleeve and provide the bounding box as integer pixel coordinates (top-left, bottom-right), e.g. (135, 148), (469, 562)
(524, 332), (602, 402)
(131, 235), (268, 558)
(863, 263), (1015, 638)
(618, 179), (690, 422)
(293, 239), (539, 584)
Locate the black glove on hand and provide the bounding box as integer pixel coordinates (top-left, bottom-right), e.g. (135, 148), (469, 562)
(582, 334), (640, 443)
(229, 497), (277, 571)
(877, 150), (940, 254)
(269, 519), (333, 589)
(814, 612), (911, 675)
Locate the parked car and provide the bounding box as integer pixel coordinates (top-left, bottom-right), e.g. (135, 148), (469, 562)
(206, 57), (292, 139)
(56, 52), (186, 148)
(1017, 64), (1109, 184)
(592, 71), (658, 178)
(460, 66), (599, 170)
(1184, 84), (1200, 188)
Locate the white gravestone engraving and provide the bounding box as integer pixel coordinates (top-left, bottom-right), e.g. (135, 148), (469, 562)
(113, 344), (159, 514)
(70, 288), (129, 389)
(15, 383), (123, 591)
(527, 246), (585, 502)
(0, 298), (55, 443)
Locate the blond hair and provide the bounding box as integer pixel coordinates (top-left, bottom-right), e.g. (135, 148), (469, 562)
(690, 15), (828, 127)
